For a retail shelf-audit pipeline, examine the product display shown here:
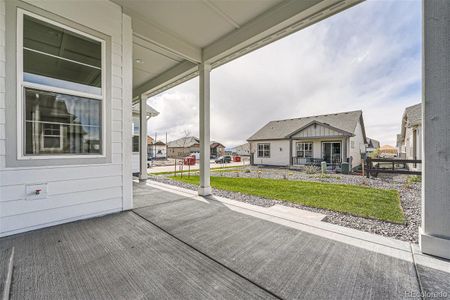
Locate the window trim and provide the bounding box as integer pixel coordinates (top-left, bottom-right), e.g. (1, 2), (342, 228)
(257, 143), (270, 158)
(40, 122), (63, 151)
(16, 8), (107, 160)
(296, 142), (313, 158)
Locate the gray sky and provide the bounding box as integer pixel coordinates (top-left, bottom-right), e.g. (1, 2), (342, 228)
(148, 0), (421, 148)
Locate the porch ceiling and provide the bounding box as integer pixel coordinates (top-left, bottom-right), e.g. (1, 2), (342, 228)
(111, 0), (363, 99)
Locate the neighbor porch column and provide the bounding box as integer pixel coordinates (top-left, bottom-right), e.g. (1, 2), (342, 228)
(198, 63), (212, 196)
(420, 0), (450, 259)
(139, 95), (148, 181)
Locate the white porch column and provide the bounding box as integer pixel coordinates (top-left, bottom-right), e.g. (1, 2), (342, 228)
(420, 0), (450, 260)
(198, 63), (212, 196)
(139, 95), (148, 181)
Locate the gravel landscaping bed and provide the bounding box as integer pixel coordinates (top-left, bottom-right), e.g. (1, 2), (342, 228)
(149, 166), (421, 243)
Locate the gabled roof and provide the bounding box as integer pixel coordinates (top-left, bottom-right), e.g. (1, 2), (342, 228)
(154, 141), (166, 146)
(210, 141), (225, 148)
(367, 137), (380, 149)
(403, 103), (422, 126)
(400, 103), (422, 140)
(132, 103), (160, 118)
(247, 110), (364, 141)
(167, 136), (199, 148)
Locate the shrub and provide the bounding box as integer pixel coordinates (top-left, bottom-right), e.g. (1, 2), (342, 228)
(405, 175), (422, 188)
(304, 165), (320, 174)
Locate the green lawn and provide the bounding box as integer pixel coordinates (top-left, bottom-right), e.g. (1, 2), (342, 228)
(170, 176), (404, 224)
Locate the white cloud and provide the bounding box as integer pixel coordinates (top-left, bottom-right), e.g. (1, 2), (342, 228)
(148, 0), (421, 147)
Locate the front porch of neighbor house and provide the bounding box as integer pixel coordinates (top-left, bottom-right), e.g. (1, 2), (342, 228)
(248, 111), (366, 169)
(1, 181), (449, 299)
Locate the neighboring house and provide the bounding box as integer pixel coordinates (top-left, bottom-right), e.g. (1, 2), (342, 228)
(247, 110), (367, 169)
(210, 141), (226, 158)
(399, 103), (422, 170)
(231, 143), (251, 156)
(167, 136), (225, 158)
(167, 136), (200, 158)
(149, 141), (167, 159)
(396, 134), (406, 158)
(131, 103), (159, 173)
(366, 138), (380, 154)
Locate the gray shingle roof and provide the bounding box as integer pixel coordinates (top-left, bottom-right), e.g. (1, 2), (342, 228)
(404, 103), (421, 126)
(367, 138), (380, 148)
(247, 110), (363, 141)
(167, 137), (225, 148)
(167, 136), (199, 148)
(131, 103), (160, 117)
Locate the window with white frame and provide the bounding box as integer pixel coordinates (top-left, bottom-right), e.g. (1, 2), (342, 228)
(296, 142), (313, 158)
(257, 143), (270, 158)
(19, 11), (104, 156)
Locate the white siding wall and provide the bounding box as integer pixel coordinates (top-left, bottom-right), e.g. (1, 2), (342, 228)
(404, 125), (422, 171)
(0, 1), (5, 170)
(251, 140), (290, 166)
(0, 0), (132, 236)
(349, 120), (365, 167)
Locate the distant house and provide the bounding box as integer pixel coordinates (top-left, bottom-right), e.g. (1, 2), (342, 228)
(167, 136), (225, 158)
(398, 103), (422, 170)
(167, 136), (200, 158)
(131, 103), (160, 172)
(247, 110), (367, 169)
(396, 134), (405, 157)
(366, 138), (380, 154)
(149, 141), (167, 159)
(210, 141), (226, 158)
(231, 143), (251, 156)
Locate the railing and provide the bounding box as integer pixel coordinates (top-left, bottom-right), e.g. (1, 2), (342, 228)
(292, 157), (342, 169)
(365, 157), (421, 178)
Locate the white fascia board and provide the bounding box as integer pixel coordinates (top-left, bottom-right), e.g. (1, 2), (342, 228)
(203, 0), (363, 66)
(129, 11), (202, 63)
(133, 61), (198, 99)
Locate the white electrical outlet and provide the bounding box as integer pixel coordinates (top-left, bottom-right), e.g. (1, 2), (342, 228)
(25, 184), (48, 200)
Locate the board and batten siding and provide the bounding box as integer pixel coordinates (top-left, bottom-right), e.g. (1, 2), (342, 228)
(291, 123), (345, 138)
(0, 0), (133, 236)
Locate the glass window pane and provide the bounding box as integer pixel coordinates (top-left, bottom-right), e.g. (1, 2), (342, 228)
(24, 15), (101, 68)
(25, 88), (101, 155)
(24, 49), (101, 90)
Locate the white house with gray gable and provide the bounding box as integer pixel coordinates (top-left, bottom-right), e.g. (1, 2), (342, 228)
(247, 111), (367, 169)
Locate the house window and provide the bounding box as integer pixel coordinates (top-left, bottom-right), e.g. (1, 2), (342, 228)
(19, 11), (104, 156)
(296, 142), (313, 158)
(257, 143), (270, 158)
(41, 123), (62, 150)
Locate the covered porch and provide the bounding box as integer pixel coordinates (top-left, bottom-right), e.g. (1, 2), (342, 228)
(127, 0), (450, 260)
(1, 182), (449, 299)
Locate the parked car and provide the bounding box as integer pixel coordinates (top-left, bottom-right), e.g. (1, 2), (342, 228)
(215, 155), (231, 163)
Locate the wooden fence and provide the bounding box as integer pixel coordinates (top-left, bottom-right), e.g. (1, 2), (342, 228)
(365, 157), (421, 178)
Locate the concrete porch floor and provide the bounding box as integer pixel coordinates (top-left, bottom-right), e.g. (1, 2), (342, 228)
(0, 182), (449, 299)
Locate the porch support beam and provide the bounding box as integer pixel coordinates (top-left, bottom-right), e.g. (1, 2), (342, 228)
(139, 95), (148, 181)
(198, 63), (212, 196)
(203, 0), (362, 65)
(133, 61), (198, 99)
(420, 0), (450, 259)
